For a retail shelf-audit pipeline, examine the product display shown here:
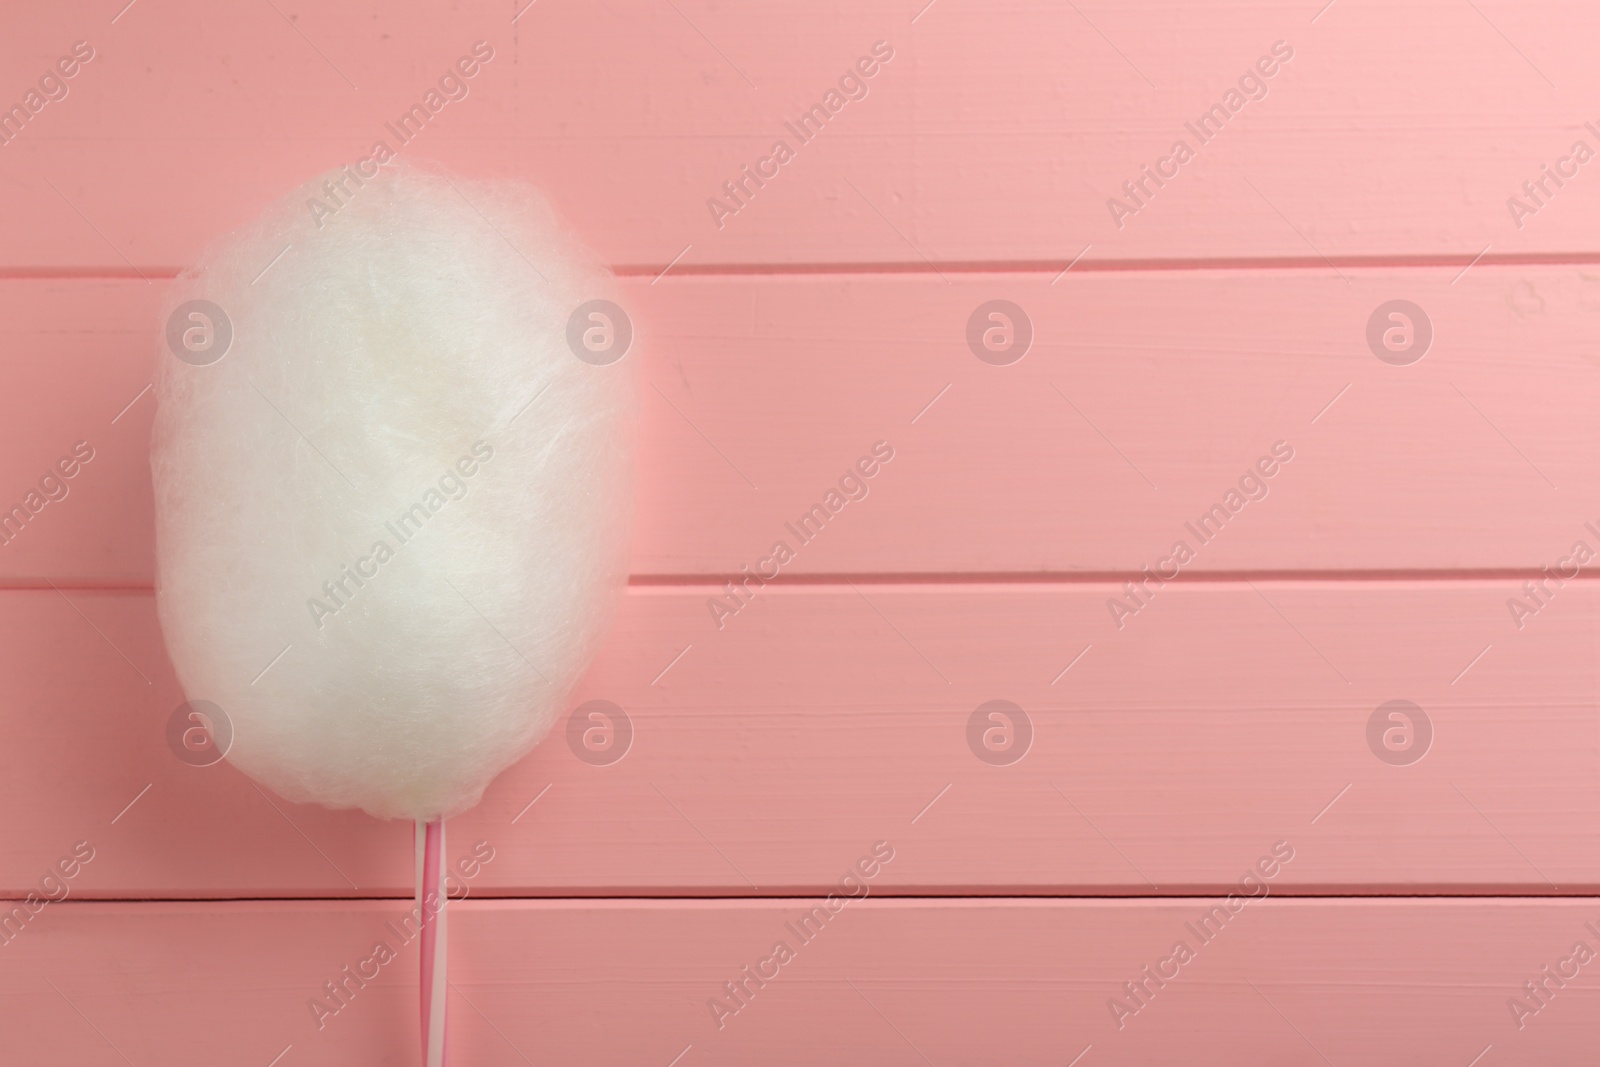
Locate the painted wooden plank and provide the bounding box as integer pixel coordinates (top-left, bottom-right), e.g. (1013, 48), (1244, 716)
(5, 581), (1596, 897)
(1, 1), (1598, 270)
(3, 896), (1597, 1064)
(3, 266), (1597, 583)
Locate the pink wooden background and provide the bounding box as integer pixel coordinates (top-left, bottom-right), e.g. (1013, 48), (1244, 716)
(3, 0), (1598, 1063)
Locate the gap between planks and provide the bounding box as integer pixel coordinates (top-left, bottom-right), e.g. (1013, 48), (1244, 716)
(22, 570), (1600, 594)
(14, 250), (1600, 282)
(16, 891), (1600, 904)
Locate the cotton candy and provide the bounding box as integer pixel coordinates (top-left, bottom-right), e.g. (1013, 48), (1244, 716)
(151, 162), (635, 820)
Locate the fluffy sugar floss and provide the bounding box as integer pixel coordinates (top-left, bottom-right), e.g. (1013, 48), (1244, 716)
(151, 162), (636, 821)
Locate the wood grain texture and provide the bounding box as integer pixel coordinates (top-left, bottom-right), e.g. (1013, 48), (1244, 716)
(5, 0), (1599, 1058)
(5, 582), (1595, 898)
(3, 897), (1597, 1065)
(0, 1), (1597, 270)
(5, 265), (1600, 583)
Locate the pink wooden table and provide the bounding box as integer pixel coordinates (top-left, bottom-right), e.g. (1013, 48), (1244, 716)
(2, 0), (1597, 1062)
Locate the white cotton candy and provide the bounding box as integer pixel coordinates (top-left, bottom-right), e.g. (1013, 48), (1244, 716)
(151, 162), (635, 821)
